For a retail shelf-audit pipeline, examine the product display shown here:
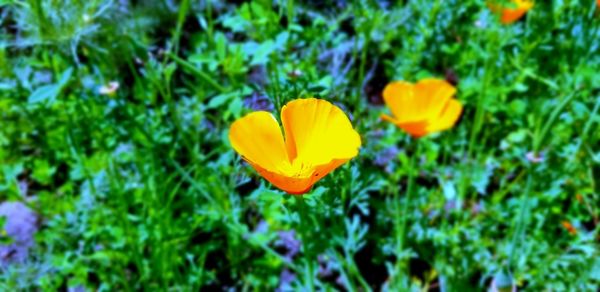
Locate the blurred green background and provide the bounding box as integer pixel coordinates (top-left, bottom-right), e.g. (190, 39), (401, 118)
(0, 0), (599, 290)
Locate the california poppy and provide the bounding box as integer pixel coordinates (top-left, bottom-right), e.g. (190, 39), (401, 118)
(381, 79), (463, 138)
(561, 221), (577, 235)
(488, 0), (534, 25)
(229, 98), (361, 194)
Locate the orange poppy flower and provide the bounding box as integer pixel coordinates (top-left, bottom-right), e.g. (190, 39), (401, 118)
(561, 221), (577, 235)
(598, 0), (600, 8)
(229, 98), (361, 194)
(488, 0), (534, 24)
(381, 79), (463, 138)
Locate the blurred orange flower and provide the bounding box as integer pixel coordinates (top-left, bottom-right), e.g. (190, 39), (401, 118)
(561, 221), (577, 235)
(489, 0), (534, 24)
(381, 79), (463, 138)
(229, 98), (361, 194)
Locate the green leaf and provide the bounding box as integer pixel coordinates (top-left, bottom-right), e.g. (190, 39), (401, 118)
(28, 67), (73, 104)
(32, 159), (57, 185)
(250, 40), (276, 66)
(227, 97), (243, 119)
(28, 84), (61, 104)
(207, 92), (234, 109)
(57, 67), (73, 86)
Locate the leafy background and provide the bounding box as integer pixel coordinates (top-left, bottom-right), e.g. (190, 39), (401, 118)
(0, 0), (599, 290)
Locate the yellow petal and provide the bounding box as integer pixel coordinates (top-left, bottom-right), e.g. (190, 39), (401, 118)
(427, 99), (463, 133)
(229, 111), (289, 171)
(414, 79), (456, 121)
(281, 98), (361, 166)
(516, 0), (534, 10)
(382, 81), (418, 122)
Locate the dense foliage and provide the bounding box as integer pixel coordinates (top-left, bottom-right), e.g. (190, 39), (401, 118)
(0, 0), (599, 290)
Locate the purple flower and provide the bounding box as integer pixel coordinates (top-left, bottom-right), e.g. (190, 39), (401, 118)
(248, 66), (268, 87)
(0, 202), (39, 266)
(317, 254), (334, 278)
(444, 200), (458, 213)
(276, 230), (301, 261)
(254, 220), (269, 234)
(374, 147), (399, 167)
(243, 93), (275, 112)
(200, 119), (215, 131)
(374, 146), (400, 173)
(526, 151), (545, 164)
(471, 201), (485, 215)
(277, 268), (296, 291)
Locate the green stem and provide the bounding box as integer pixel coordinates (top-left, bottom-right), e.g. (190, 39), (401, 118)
(348, 253), (370, 292)
(467, 57), (492, 161)
(206, 0), (214, 46)
(397, 153), (416, 253)
(509, 171), (533, 270)
(394, 139), (421, 287)
(357, 33), (370, 102)
(533, 93), (576, 152)
(166, 52), (227, 93)
(297, 196), (316, 291)
(287, 0), (294, 29)
(581, 96), (600, 140)
(169, 0), (190, 57)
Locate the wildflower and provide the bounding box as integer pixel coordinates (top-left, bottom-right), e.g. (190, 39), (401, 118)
(229, 98), (361, 194)
(475, 19), (487, 29)
(287, 69), (303, 78)
(99, 81), (119, 95)
(278, 269), (296, 292)
(243, 93), (274, 111)
(276, 230), (301, 260)
(381, 79), (463, 138)
(561, 221), (577, 235)
(373, 146), (399, 173)
(0, 202), (38, 266)
(525, 151), (545, 163)
(491, 270), (516, 292)
(488, 0), (534, 25)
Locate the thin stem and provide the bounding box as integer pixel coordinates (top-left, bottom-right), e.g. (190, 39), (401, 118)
(533, 93), (576, 152)
(206, 0), (214, 46)
(296, 196), (316, 291)
(467, 55), (492, 161)
(287, 0), (294, 29)
(509, 171), (533, 270)
(166, 52), (227, 93)
(357, 33), (370, 104)
(393, 139), (421, 287)
(347, 252), (371, 292)
(169, 0), (190, 57)
(397, 143), (419, 253)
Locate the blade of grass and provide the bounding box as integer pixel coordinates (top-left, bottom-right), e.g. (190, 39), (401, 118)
(166, 52), (227, 93)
